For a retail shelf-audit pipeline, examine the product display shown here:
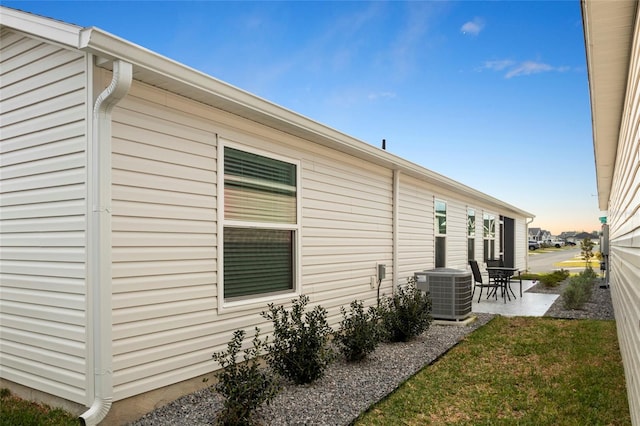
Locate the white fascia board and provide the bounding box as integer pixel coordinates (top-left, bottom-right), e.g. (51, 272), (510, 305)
(581, 0), (637, 211)
(0, 6), (81, 46)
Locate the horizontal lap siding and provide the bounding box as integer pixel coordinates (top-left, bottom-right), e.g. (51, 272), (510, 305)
(397, 175), (433, 281)
(515, 218), (527, 271)
(110, 84), (219, 400)
(445, 199), (468, 269)
(302, 155), (393, 313)
(0, 30), (88, 404)
(608, 19), (640, 425)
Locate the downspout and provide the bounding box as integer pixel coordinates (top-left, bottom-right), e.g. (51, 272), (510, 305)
(80, 59), (132, 426)
(392, 170), (400, 291)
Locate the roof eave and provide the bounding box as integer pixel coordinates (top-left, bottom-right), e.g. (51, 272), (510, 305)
(0, 6), (534, 218)
(581, 0), (638, 211)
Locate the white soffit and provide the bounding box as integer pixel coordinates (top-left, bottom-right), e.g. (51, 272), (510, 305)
(0, 6), (534, 218)
(582, 0), (638, 211)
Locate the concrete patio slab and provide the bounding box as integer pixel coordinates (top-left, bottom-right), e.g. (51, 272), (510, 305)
(472, 280), (559, 317)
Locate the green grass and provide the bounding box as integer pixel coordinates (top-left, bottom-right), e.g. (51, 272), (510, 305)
(355, 317), (630, 426)
(0, 388), (79, 426)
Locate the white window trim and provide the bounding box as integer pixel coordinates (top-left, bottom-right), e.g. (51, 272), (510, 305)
(217, 138), (302, 312)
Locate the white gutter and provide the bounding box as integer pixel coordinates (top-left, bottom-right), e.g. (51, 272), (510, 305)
(80, 59), (132, 426)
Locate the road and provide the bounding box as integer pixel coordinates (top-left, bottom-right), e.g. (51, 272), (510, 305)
(527, 246), (583, 273)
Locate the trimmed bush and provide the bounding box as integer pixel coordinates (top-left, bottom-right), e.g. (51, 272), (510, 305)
(262, 295), (334, 384)
(379, 277), (432, 343)
(540, 269), (570, 288)
(211, 328), (280, 426)
(335, 300), (382, 362)
(562, 268), (596, 310)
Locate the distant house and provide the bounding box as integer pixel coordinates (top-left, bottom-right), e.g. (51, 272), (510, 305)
(528, 227), (542, 241)
(528, 227), (551, 243)
(0, 7), (535, 425)
(582, 0), (640, 423)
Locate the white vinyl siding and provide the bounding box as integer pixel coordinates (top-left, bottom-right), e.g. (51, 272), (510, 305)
(110, 83), (218, 400)
(301, 154), (393, 310)
(607, 14), (640, 423)
(514, 218), (527, 271)
(397, 175), (434, 283)
(0, 30), (88, 404)
(445, 200), (468, 267)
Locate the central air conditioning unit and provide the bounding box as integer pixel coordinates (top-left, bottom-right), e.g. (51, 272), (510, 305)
(414, 268), (472, 321)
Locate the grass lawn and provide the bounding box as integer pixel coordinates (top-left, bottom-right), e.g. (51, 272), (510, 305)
(0, 388), (78, 426)
(355, 316), (630, 426)
(2, 318), (629, 426)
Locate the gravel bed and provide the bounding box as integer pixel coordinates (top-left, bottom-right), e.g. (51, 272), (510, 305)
(131, 280), (615, 425)
(130, 313), (494, 426)
(536, 278), (615, 320)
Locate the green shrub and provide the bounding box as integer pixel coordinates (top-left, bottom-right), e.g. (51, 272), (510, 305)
(335, 300), (382, 362)
(262, 295), (334, 384)
(211, 328), (280, 426)
(379, 277), (432, 343)
(539, 269), (570, 288)
(562, 268), (596, 310)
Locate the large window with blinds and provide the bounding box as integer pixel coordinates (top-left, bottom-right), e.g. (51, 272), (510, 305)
(223, 146), (299, 300)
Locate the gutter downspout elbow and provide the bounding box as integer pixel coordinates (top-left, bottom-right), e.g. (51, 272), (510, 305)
(80, 59), (132, 426)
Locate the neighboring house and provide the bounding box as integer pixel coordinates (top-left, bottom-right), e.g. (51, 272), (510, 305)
(539, 230), (552, 243)
(528, 227), (551, 243)
(0, 7), (534, 425)
(583, 0), (640, 424)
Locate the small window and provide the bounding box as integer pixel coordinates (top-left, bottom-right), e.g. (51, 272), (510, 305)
(222, 146), (299, 300)
(467, 208), (475, 261)
(435, 200), (446, 267)
(483, 213), (496, 262)
(435, 200), (447, 235)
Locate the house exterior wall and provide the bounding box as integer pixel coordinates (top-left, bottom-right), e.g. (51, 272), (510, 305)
(109, 78), (396, 400)
(608, 13), (640, 424)
(0, 29), (89, 405)
(0, 13), (533, 420)
(396, 173), (522, 278)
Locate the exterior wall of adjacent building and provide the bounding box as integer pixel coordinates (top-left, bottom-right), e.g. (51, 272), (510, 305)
(0, 28), (90, 406)
(608, 13), (640, 425)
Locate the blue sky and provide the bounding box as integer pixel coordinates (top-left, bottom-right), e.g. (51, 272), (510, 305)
(4, 0), (602, 235)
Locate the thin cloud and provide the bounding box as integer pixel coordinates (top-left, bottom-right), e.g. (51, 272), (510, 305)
(368, 91), (397, 101)
(481, 59), (570, 78)
(505, 61), (553, 78)
(461, 17), (485, 36)
(483, 59), (515, 71)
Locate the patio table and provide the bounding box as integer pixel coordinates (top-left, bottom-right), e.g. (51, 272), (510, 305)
(486, 267), (522, 300)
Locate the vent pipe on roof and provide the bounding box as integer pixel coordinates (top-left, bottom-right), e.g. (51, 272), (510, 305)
(382, 139), (386, 150)
(80, 59), (132, 426)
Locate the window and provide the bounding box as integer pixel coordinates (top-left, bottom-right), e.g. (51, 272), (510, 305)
(467, 208), (475, 261)
(483, 213), (496, 262)
(222, 146), (299, 300)
(435, 200), (446, 268)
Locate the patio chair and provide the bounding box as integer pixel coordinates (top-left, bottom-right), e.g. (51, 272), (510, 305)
(486, 258), (516, 301)
(486, 259), (510, 302)
(469, 260), (501, 303)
